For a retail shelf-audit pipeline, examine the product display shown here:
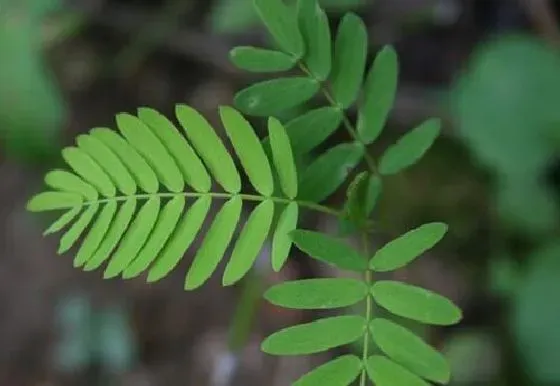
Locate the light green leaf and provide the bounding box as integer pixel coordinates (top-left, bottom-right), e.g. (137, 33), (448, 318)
(253, 0), (304, 58)
(223, 200), (274, 285)
(234, 77), (319, 117)
(358, 45), (398, 144)
(372, 281), (462, 325)
(294, 355), (362, 386)
(44, 170), (98, 201)
(175, 104), (241, 193)
(283, 106), (343, 154)
(290, 229), (367, 272)
(90, 128), (158, 194)
(229, 46), (296, 72)
(366, 355), (430, 386)
(268, 117), (298, 198)
(262, 315), (366, 355)
(58, 203), (99, 254)
(104, 197), (161, 278)
(370, 222), (448, 272)
(76, 134), (137, 195)
(299, 142), (365, 202)
(27, 191), (83, 212)
(44, 207), (82, 235)
(370, 318), (451, 383)
(272, 202), (299, 271)
(265, 278), (368, 309)
(298, 0), (332, 80)
(185, 197), (242, 290)
(73, 202), (117, 267)
(220, 106), (274, 196)
(83, 198), (137, 271)
(62, 147), (116, 197)
(329, 13), (367, 108)
(123, 196), (185, 279)
(116, 114), (183, 193)
(137, 107), (211, 193)
(379, 118), (441, 175)
(148, 196), (211, 282)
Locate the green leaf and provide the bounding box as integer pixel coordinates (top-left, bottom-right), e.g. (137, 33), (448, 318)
(137, 107), (211, 193)
(372, 281), (462, 325)
(234, 77), (319, 117)
(294, 355), (362, 386)
(253, 0), (304, 58)
(76, 134), (137, 195)
(358, 45), (398, 144)
(45, 170), (98, 201)
(27, 191), (83, 212)
(44, 207), (81, 235)
(83, 198), (137, 271)
(74, 202), (117, 267)
(262, 315), (366, 355)
(366, 355), (430, 386)
(104, 197), (161, 278)
(219, 106), (274, 196)
(297, 0), (332, 80)
(283, 106), (343, 154)
(379, 118), (441, 175)
(148, 196), (211, 282)
(370, 222), (448, 272)
(90, 128), (159, 194)
(299, 142), (365, 202)
(62, 147), (116, 197)
(58, 203), (99, 254)
(123, 196), (185, 278)
(223, 200), (274, 285)
(185, 197), (242, 290)
(342, 172), (381, 230)
(272, 202), (299, 271)
(268, 117), (298, 198)
(329, 13), (367, 108)
(265, 278), (368, 309)
(175, 104), (241, 193)
(116, 114), (183, 193)
(370, 318), (451, 383)
(229, 46), (296, 72)
(290, 229), (367, 271)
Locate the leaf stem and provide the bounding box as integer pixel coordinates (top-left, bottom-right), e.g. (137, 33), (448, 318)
(360, 232), (373, 386)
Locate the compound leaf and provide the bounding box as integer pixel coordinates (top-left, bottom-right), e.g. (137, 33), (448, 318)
(366, 355), (430, 386)
(294, 355), (362, 386)
(230, 46), (296, 72)
(272, 202), (299, 271)
(268, 117), (298, 198)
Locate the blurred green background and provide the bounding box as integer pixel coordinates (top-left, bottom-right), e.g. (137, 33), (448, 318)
(2, 0), (560, 385)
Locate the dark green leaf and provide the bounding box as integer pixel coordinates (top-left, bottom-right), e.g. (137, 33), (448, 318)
(265, 278), (368, 309)
(366, 355), (430, 386)
(272, 202), (299, 271)
(370, 222), (448, 272)
(234, 77), (319, 117)
(27, 191), (83, 212)
(290, 229), (367, 272)
(379, 118), (441, 175)
(268, 117), (298, 198)
(262, 315), (366, 355)
(372, 281), (462, 325)
(342, 172), (381, 228)
(230, 46), (296, 72)
(297, 0), (332, 80)
(294, 355), (362, 386)
(370, 318), (450, 383)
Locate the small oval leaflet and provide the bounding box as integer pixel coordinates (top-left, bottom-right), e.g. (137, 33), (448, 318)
(27, 191), (83, 212)
(297, 0), (332, 81)
(265, 278), (368, 309)
(370, 318), (451, 383)
(370, 222), (448, 272)
(45, 170), (98, 201)
(62, 147), (116, 197)
(294, 354), (362, 386)
(44, 207), (81, 235)
(262, 315), (366, 356)
(366, 355), (430, 386)
(268, 117), (298, 199)
(58, 203), (99, 254)
(290, 229), (367, 272)
(272, 202), (299, 271)
(234, 77), (320, 117)
(372, 280), (462, 326)
(229, 46), (296, 73)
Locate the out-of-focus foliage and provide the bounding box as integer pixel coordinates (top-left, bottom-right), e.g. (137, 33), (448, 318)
(0, 0), (66, 163)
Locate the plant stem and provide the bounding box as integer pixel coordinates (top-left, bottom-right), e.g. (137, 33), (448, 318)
(360, 232), (373, 386)
(81, 191), (341, 217)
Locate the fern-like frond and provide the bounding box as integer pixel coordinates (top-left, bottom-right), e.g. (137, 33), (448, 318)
(27, 105), (304, 288)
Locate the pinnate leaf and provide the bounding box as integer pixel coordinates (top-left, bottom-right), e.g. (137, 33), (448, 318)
(370, 222), (448, 272)
(262, 315), (366, 355)
(366, 355), (430, 386)
(272, 202), (299, 271)
(268, 117), (298, 198)
(230, 46), (296, 72)
(294, 355), (362, 386)
(298, 0), (332, 80)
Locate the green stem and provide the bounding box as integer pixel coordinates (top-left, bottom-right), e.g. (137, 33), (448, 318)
(81, 191), (341, 217)
(360, 232), (373, 386)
